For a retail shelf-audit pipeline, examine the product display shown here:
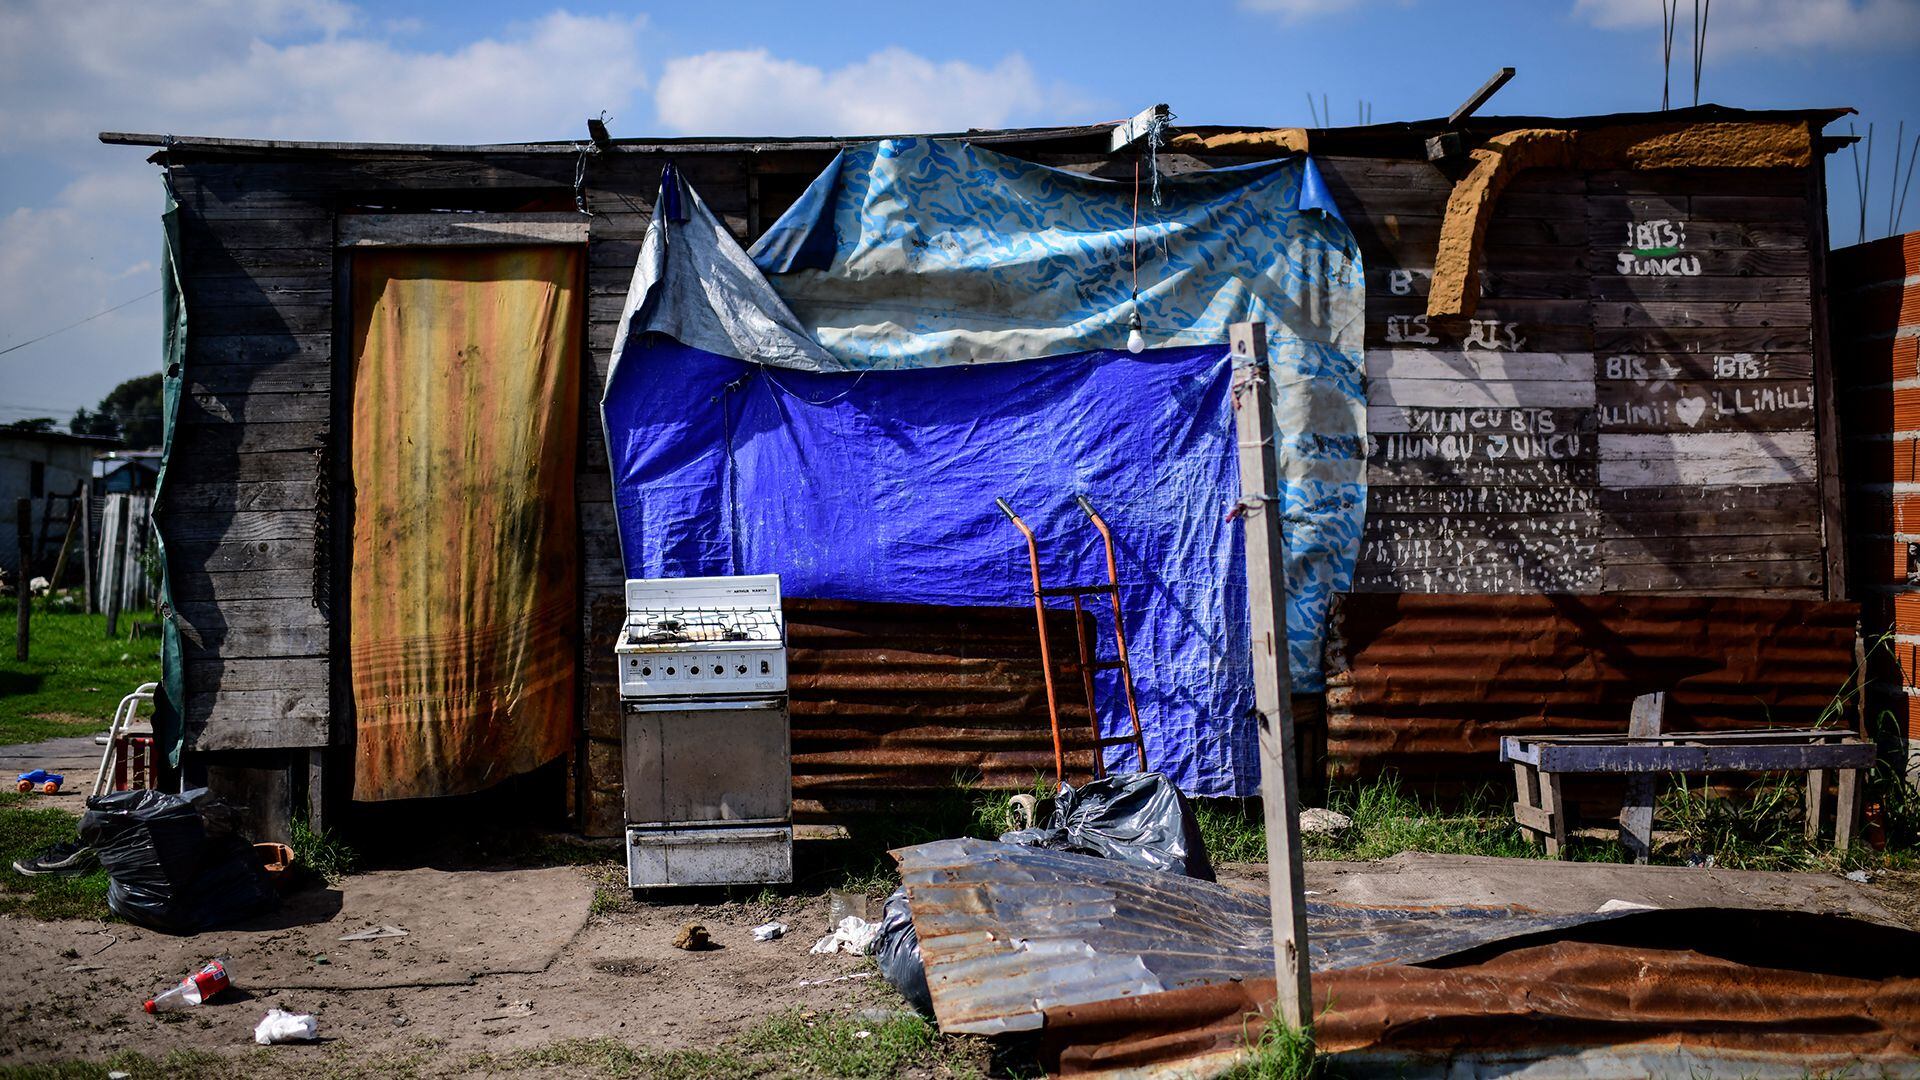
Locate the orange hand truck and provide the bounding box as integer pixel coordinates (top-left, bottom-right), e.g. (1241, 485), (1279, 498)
(995, 495), (1149, 784)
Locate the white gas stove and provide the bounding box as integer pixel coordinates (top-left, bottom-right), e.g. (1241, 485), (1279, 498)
(615, 574), (786, 708)
(615, 574), (792, 889)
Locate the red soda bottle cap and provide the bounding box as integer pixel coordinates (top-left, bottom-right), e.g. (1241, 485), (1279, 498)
(143, 999), (156, 1013)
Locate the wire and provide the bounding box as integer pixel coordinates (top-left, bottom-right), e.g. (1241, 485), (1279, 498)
(1660, 0), (1677, 110)
(0, 289), (160, 358)
(1131, 154), (1141, 303)
(1691, 0), (1710, 107)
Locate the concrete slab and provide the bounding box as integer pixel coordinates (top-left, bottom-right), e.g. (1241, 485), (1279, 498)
(1218, 850), (1908, 927)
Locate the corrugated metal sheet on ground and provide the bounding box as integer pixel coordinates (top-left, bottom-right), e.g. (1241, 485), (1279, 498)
(1039, 925), (1920, 1077)
(895, 837), (1649, 1035)
(1323, 593), (1859, 789)
(891, 838), (1920, 1076)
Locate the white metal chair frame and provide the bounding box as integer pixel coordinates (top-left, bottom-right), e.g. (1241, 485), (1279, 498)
(92, 682), (159, 799)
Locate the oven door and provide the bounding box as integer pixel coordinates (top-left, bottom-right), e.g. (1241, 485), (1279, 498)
(622, 704), (791, 827)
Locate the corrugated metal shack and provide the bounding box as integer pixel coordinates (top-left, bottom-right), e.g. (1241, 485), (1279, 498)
(103, 104), (1863, 838)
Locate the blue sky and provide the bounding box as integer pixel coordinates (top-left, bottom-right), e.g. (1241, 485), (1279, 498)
(1, 0), (1916, 423)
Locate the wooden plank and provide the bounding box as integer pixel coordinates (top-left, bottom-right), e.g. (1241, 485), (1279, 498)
(171, 536), (316, 573)
(1596, 352), (1813, 381)
(1536, 740), (1876, 773)
(1805, 767), (1828, 843)
(181, 390), (330, 425)
(187, 689), (329, 750)
(194, 657), (331, 693)
(1593, 302), (1810, 329)
(170, 569), (316, 602)
(1600, 532), (1819, 565)
(1594, 482), (1818, 514)
(1591, 276), (1810, 302)
(174, 421), (326, 454)
(1806, 164), (1850, 602)
(1599, 507), (1818, 539)
(1366, 485), (1595, 515)
(1597, 431), (1816, 488)
(1512, 799), (1555, 834)
(174, 601), (327, 660)
(1370, 429), (1591, 463)
(1601, 558), (1823, 592)
(1368, 378), (1595, 409)
(1367, 456), (1597, 487)
(1366, 405), (1590, 436)
(1836, 767), (1863, 851)
(1364, 349), (1591, 381)
(1619, 692), (1665, 864)
(1512, 761), (1543, 850)
(186, 333), (331, 368)
(1542, 771), (1568, 859)
(163, 479), (319, 514)
(1595, 379), (1815, 432)
(1594, 325), (1812, 354)
(1228, 322), (1312, 1029)
(337, 213), (591, 247)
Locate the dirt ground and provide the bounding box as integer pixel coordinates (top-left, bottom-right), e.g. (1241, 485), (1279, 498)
(2, 842), (1915, 1074)
(0, 871), (909, 1072)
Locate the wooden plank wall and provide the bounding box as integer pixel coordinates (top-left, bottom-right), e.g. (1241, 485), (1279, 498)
(1315, 157), (1833, 598)
(164, 148), (836, 834)
(161, 137), (1839, 836)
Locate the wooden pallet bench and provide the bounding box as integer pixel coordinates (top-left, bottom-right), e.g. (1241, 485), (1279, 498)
(1499, 693), (1876, 862)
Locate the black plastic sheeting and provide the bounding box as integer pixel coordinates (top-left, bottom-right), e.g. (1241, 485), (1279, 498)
(1000, 772), (1214, 881)
(871, 886), (932, 1014)
(895, 837), (1656, 1035)
(78, 789), (277, 934)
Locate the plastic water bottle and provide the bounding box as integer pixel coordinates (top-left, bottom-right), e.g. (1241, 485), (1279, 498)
(144, 957), (234, 1012)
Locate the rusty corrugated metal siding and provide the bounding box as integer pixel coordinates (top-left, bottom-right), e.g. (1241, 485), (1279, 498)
(1324, 593), (1859, 789)
(787, 599), (1099, 820)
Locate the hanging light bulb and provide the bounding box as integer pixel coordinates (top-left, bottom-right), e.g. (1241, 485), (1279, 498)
(1126, 307), (1146, 354)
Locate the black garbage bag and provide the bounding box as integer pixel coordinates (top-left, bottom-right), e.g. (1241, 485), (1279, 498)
(1000, 771), (1214, 881)
(871, 886), (932, 1014)
(78, 788), (278, 934)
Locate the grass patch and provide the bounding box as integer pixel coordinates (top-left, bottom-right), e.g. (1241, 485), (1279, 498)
(452, 1008), (984, 1078)
(1197, 775), (1541, 865)
(0, 605), (160, 747)
(289, 815), (359, 886)
(1225, 1015), (1318, 1080)
(0, 1049), (237, 1079)
(0, 791), (110, 921)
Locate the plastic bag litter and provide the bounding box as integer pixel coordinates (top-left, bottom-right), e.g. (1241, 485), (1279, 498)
(752, 921), (788, 941)
(809, 915), (879, 956)
(78, 788), (279, 934)
(871, 886), (932, 1015)
(254, 1008), (318, 1044)
(1000, 771), (1215, 881)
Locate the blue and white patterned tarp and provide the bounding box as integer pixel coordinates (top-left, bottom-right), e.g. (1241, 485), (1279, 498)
(603, 141), (1364, 795)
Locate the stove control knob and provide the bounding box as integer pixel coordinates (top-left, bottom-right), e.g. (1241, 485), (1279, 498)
(736, 663), (748, 675)
(665, 666), (676, 677)
(760, 660), (771, 675)
(641, 666), (652, 677)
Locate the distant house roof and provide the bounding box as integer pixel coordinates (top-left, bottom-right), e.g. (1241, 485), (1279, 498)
(0, 428), (122, 450)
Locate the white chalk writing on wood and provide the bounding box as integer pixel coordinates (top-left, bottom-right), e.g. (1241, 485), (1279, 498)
(1366, 485), (1597, 515)
(1617, 219), (1702, 276)
(1368, 405), (1574, 435)
(1371, 432), (1588, 462)
(1384, 314), (1440, 344)
(1463, 319), (1527, 352)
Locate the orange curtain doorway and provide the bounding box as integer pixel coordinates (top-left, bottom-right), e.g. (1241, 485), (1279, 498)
(349, 246), (581, 801)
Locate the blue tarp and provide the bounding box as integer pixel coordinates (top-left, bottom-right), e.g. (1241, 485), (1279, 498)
(602, 139), (1364, 795)
(606, 335), (1262, 794)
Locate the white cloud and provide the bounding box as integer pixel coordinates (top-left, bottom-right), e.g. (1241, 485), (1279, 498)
(0, 1), (651, 416)
(1573, 0), (1920, 52)
(655, 47), (1086, 136)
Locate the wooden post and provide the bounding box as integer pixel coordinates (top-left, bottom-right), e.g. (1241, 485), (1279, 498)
(1228, 322), (1313, 1030)
(79, 480), (94, 615)
(103, 495), (126, 639)
(14, 498), (31, 662)
(1618, 691), (1665, 864)
(48, 494), (80, 595)
(1804, 767), (1827, 843)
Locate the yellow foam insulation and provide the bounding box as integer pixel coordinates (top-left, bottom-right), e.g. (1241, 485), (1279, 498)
(1426, 120), (1814, 318)
(1167, 128), (1310, 154)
